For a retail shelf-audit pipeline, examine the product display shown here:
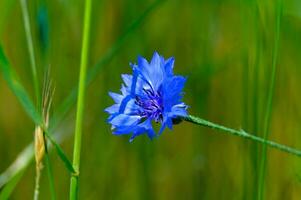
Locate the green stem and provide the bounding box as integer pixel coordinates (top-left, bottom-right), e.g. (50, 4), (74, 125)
(252, 3), (261, 199)
(20, 1), (56, 199)
(20, 0), (40, 105)
(182, 115), (301, 157)
(258, 1), (282, 199)
(33, 166), (41, 200)
(69, 0), (92, 199)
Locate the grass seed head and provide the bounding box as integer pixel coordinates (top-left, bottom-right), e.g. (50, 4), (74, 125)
(34, 126), (45, 170)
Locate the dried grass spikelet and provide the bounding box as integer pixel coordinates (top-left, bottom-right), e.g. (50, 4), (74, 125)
(34, 69), (54, 200)
(34, 68), (54, 171)
(35, 125), (45, 170)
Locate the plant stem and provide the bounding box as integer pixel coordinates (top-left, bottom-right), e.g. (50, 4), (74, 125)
(20, 0), (40, 105)
(258, 1), (282, 199)
(20, 1), (57, 199)
(252, 3), (261, 199)
(43, 133), (56, 200)
(182, 115), (301, 157)
(70, 0), (92, 199)
(33, 166), (41, 200)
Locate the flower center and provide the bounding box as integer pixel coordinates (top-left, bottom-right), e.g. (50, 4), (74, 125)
(135, 88), (163, 122)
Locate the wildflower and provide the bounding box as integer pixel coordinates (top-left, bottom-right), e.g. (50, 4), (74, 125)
(105, 52), (188, 142)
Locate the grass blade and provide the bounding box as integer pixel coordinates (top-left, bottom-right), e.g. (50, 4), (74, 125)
(258, 1), (283, 199)
(44, 155), (56, 200)
(0, 144), (34, 189)
(44, 130), (76, 174)
(43, 133), (56, 200)
(0, 168), (26, 200)
(20, 0), (40, 104)
(0, 46), (41, 124)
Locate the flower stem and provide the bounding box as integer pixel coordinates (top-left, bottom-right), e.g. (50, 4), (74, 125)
(69, 0), (92, 199)
(182, 115), (301, 157)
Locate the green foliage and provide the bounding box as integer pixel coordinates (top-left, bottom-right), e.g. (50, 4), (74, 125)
(258, 0), (283, 199)
(0, 169), (25, 200)
(0, 47), (41, 125)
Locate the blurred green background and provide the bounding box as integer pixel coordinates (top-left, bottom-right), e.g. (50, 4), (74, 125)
(1, 0), (301, 199)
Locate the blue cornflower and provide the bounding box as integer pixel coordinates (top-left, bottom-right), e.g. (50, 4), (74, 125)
(105, 52), (188, 142)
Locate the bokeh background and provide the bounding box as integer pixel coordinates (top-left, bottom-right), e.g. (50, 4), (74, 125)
(1, 0), (301, 199)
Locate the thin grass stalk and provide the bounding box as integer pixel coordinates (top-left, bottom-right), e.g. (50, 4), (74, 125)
(240, 1), (250, 198)
(257, 1), (282, 199)
(252, 2), (261, 198)
(20, 0), (40, 104)
(43, 134), (56, 200)
(183, 115), (301, 157)
(33, 163), (41, 200)
(34, 126), (44, 200)
(33, 72), (56, 200)
(70, 0), (92, 199)
(20, 0), (57, 199)
(41, 72), (56, 200)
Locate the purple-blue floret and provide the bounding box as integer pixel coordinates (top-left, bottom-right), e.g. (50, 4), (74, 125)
(105, 52), (188, 142)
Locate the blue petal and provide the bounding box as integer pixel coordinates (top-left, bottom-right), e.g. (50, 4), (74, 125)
(137, 56), (151, 81)
(169, 103), (188, 118)
(104, 104), (119, 114)
(120, 84), (128, 96)
(122, 72), (150, 96)
(129, 119), (156, 142)
(134, 53), (165, 91)
(163, 76), (186, 107)
(137, 56), (149, 69)
(109, 92), (123, 104)
(109, 114), (141, 127)
(121, 74), (132, 87)
(166, 117), (173, 129)
(121, 98), (140, 115)
(150, 52), (161, 69)
(164, 57), (174, 77)
(158, 114), (173, 135)
(149, 52), (164, 89)
(113, 125), (136, 135)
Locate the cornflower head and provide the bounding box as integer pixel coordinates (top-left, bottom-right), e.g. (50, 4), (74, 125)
(105, 52), (188, 142)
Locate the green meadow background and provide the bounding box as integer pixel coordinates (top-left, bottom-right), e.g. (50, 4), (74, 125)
(1, 0), (301, 199)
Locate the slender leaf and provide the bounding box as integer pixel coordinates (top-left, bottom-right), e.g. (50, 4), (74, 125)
(44, 130), (76, 174)
(0, 169), (26, 200)
(0, 47), (41, 124)
(20, 0), (40, 104)
(0, 143), (34, 189)
(258, 1), (283, 199)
